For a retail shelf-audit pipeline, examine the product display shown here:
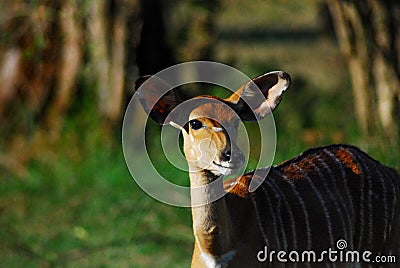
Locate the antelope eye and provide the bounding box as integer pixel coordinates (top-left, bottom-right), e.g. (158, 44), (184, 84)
(189, 119), (203, 130)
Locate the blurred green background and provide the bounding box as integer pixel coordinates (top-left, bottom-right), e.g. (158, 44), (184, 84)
(0, 0), (398, 267)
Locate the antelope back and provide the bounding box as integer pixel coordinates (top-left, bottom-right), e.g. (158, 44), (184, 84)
(249, 144), (400, 256)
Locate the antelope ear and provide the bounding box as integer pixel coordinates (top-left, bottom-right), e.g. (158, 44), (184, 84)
(226, 71), (291, 121)
(135, 75), (181, 125)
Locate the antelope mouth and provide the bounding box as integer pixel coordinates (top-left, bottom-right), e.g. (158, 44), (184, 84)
(213, 161), (238, 169)
(212, 161), (242, 176)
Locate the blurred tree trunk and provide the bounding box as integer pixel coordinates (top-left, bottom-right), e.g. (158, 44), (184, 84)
(0, 48), (21, 116)
(326, 0), (400, 143)
(87, 0), (140, 125)
(136, 0), (174, 75)
(164, 0), (220, 96)
(0, 0), (220, 173)
(168, 0), (219, 62)
(44, 0), (82, 138)
(0, 0), (142, 174)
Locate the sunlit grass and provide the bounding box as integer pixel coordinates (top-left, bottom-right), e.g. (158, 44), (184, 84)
(0, 133), (193, 267)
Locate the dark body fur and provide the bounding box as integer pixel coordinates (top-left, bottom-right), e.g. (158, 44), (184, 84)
(224, 144), (400, 267)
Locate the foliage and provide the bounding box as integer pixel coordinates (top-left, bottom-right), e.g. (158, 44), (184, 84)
(0, 126), (193, 267)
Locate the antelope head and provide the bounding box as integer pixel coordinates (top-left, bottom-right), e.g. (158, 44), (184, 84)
(136, 71), (291, 177)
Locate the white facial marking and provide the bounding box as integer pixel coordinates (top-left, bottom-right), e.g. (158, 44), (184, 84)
(212, 127), (223, 132)
(169, 121), (185, 132)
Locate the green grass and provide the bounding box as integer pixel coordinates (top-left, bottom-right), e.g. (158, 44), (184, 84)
(0, 132), (193, 267)
(0, 125), (398, 268)
(1, 121), (397, 268)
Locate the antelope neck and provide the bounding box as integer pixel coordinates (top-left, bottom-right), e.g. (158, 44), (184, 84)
(189, 170), (235, 257)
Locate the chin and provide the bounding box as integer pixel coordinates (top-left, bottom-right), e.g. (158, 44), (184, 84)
(210, 165), (240, 176)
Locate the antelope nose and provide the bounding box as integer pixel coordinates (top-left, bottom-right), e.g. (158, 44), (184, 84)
(221, 148), (231, 162)
(221, 147), (244, 164)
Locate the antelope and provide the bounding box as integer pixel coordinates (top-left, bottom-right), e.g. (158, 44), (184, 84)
(135, 71), (400, 267)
